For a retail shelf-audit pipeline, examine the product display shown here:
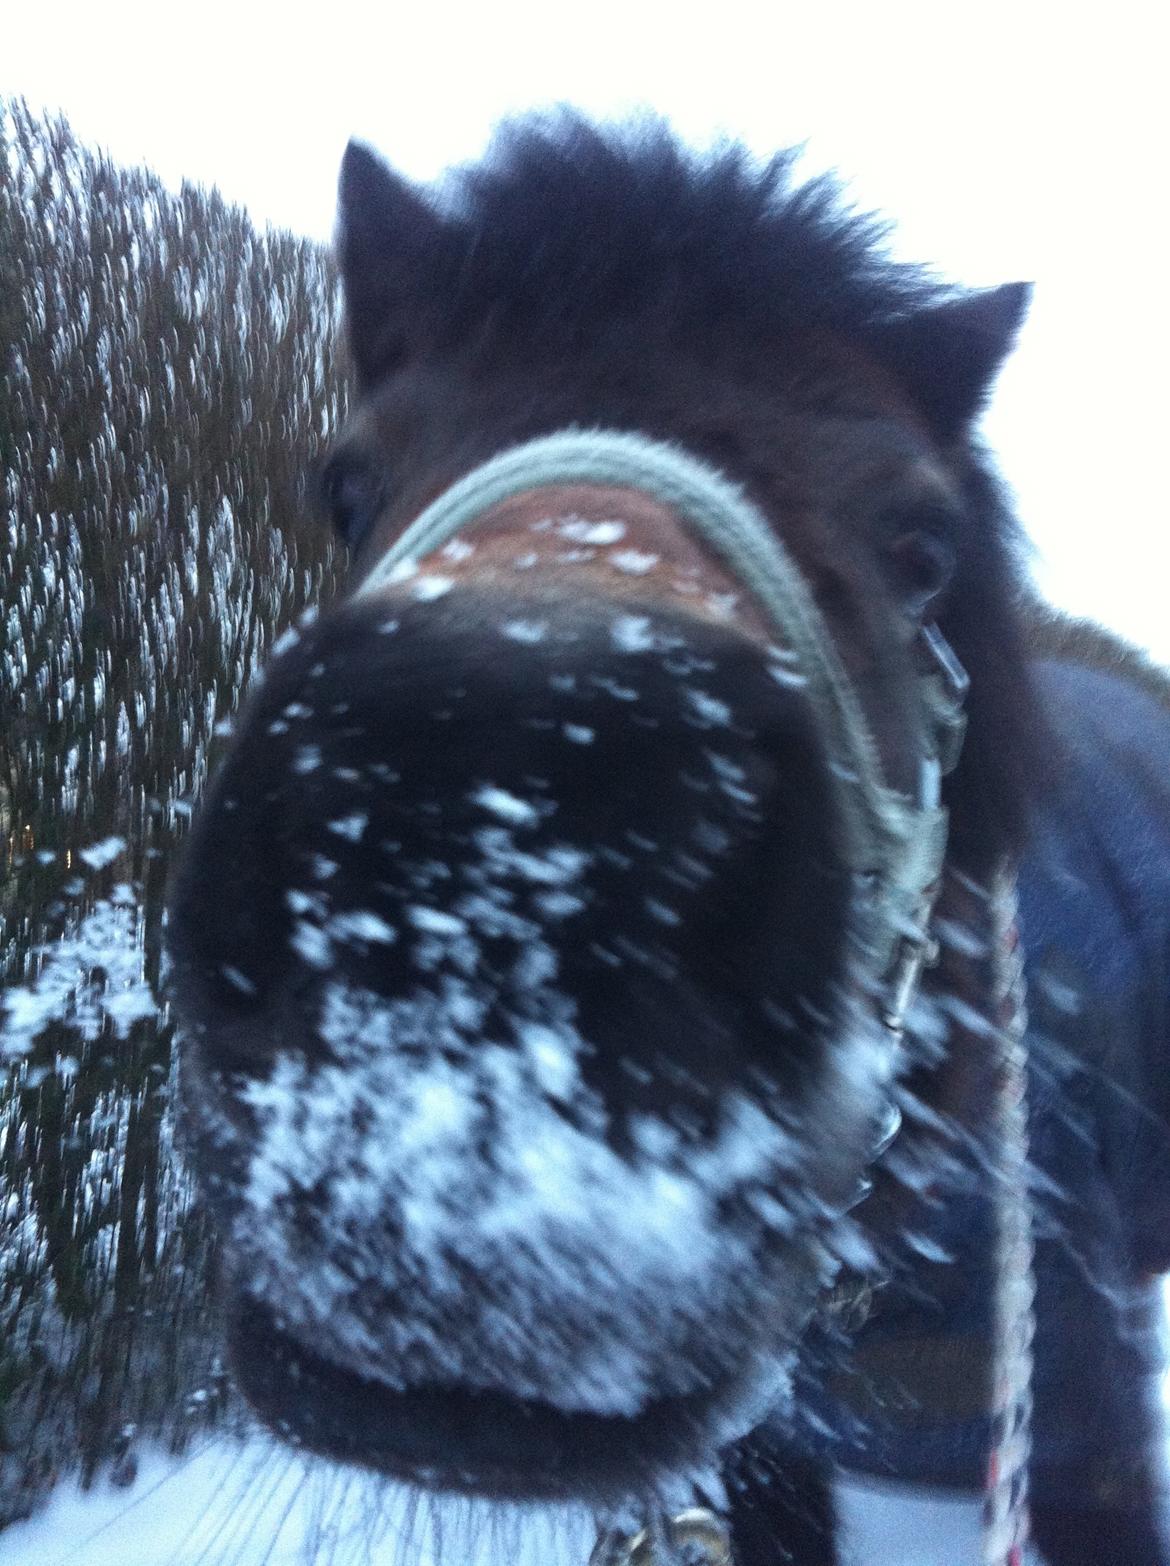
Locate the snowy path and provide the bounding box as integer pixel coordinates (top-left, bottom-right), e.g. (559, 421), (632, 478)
(0, 1438), (991, 1566)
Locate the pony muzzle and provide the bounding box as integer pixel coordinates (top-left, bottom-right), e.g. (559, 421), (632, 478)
(167, 429), (966, 1493)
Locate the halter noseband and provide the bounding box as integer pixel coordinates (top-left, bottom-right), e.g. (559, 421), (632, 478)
(357, 427), (969, 1040)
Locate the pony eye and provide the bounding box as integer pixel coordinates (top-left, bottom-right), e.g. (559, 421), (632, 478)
(318, 450), (383, 549)
(884, 517), (957, 618)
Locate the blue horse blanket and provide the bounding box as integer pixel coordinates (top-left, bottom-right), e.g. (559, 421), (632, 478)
(797, 655), (1170, 1518)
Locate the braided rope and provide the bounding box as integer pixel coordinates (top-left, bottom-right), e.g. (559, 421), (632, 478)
(982, 873), (1035, 1566)
(357, 427), (954, 984)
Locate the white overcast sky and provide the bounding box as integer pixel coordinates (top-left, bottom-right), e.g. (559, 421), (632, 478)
(7, 1), (1167, 660)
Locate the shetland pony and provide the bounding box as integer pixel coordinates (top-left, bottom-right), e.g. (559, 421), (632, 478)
(169, 119), (1170, 1564)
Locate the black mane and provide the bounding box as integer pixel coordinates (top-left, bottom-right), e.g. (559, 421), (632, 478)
(429, 114), (949, 355)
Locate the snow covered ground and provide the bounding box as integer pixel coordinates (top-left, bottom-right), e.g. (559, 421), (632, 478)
(0, 1435), (996, 1566)
(0, 859), (1030, 1566)
(0, 1439), (596, 1566)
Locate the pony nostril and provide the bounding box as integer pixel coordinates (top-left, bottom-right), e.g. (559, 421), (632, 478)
(168, 881), (292, 1060)
(170, 582), (847, 1088)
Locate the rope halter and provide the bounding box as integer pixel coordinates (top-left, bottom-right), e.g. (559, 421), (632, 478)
(356, 429), (1029, 1563)
(357, 427), (969, 1040)
(358, 429), (1033, 1566)
(357, 425), (1033, 1553)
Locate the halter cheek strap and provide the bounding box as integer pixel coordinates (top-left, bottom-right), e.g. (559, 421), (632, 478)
(357, 427), (969, 1036)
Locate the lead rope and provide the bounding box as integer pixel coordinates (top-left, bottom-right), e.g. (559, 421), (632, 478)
(586, 872), (1035, 1566)
(982, 871), (1035, 1566)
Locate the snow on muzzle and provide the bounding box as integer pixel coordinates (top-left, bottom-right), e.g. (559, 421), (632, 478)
(168, 581), (887, 1485)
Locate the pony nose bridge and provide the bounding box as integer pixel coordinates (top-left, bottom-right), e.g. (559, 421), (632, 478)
(359, 479), (781, 649)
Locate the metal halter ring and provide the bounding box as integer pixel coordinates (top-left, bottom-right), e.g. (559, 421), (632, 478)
(589, 1508), (734, 1566)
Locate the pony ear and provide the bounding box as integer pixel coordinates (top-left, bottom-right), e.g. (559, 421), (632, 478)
(880, 282), (1032, 440)
(337, 141), (456, 387)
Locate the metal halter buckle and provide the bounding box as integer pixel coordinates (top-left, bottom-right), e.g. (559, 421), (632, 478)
(589, 1509), (734, 1566)
(882, 922), (941, 1035)
(918, 622), (970, 777)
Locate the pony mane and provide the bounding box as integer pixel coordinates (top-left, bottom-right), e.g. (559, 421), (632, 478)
(1028, 605), (1170, 714)
(432, 113), (953, 352)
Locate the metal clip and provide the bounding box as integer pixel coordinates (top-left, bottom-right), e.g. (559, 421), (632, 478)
(590, 1509), (734, 1566)
(881, 927), (940, 1035)
(918, 622), (970, 776)
(919, 621), (969, 702)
